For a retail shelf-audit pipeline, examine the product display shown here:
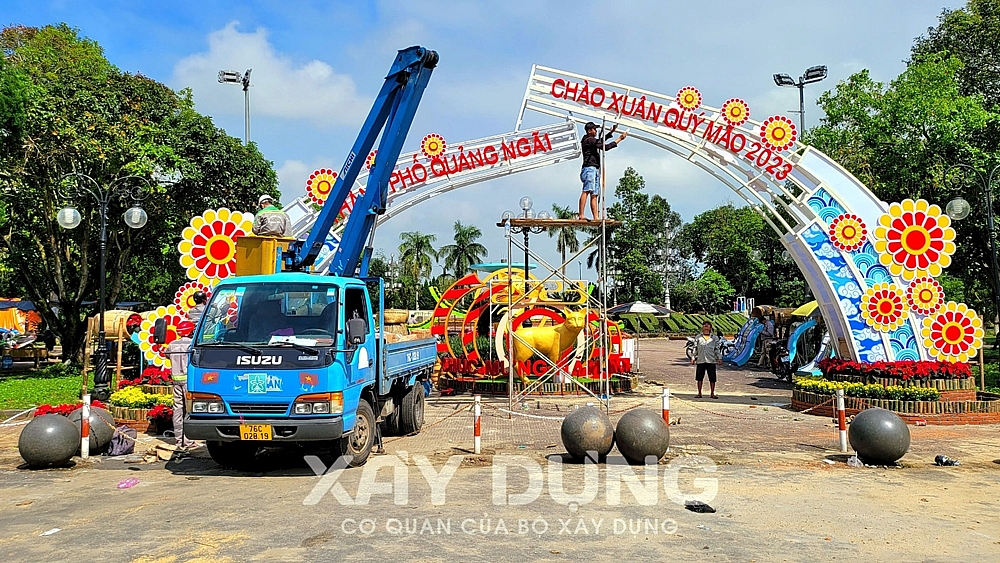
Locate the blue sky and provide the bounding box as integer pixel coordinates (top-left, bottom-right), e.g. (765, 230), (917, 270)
(5, 0), (961, 273)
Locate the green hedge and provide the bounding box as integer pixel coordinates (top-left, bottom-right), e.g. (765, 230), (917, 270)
(614, 312), (748, 335)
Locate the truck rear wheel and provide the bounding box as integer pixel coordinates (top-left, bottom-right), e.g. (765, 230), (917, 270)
(398, 383), (424, 435)
(207, 440), (258, 471)
(340, 399), (375, 467)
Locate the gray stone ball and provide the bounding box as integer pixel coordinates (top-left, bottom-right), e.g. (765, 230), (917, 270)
(68, 406), (115, 452)
(18, 414), (79, 468)
(561, 406), (614, 461)
(614, 409), (670, 463)
(848, 407), (910, 465)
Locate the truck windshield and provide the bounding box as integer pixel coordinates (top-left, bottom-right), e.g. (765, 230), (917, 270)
(195, 283), (338, 347)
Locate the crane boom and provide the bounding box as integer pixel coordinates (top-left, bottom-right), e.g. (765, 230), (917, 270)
(288, 45), (438, 276)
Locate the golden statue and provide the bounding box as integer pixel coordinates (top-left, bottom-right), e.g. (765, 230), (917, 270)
(511, 309), (588, 384)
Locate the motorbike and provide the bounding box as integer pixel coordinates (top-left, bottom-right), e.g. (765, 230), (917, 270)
(686, 333), (735, 361)
(766, 339), (793, 381)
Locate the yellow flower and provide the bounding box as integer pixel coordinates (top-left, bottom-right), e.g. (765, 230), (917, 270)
(860, 282), (909, 332)
(873, 199), (956, 281)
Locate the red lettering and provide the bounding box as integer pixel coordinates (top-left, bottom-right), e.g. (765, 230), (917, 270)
(411, 162), (427, 183)
(551, 78), (566, 99)
(717, 125), (733, 148)
(516, 137), (531, 157)
(469, 148), (484, 168)
(688, 112), (706, 134)
(703, 121), (723, 144)
(543, 133), (552, 151)
(664, 107), (680, 128)
(729, 133), (746, 153)
(457, 152), (472, 172)
(430, 157), (448, 176)
(532, 359), (548, 375)
(631, 96), (647, 119)
(502, 141), (518, 161)
(621, 96), (636, 116)
(590, 87), (605, 107)
(565, 81), (579, 100)
(484, 145), (499, 165)
(576, 81), (590, 105)
(608, 91), (624, 113)
(646, 102), (662, 123)
(389, 170), (403, 192)
(532, 132), (547, 154)
(444, 155), (460, 174)
(396, 166), (414, 190)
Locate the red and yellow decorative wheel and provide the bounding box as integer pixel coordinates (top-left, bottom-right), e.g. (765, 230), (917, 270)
(138, 305), (187, 368)
(873, 199), (956, 281)
(365, 150), (378, 170)
(828, 213), (868, 252)
(174, 281), (213, 313)
(860, 282), (908, 332)
(676, 86), (702, 110)
(177, 208), (254, 285)
(420, 133), (446, 159)
(759, 115), (797, 152)
(720, 98), (750, 126)
(306, 168), (338, 205)
(905, 277), (945, 316)
(921, 301), (983, 362)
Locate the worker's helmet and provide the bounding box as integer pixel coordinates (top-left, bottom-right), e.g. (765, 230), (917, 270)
(192, 291), (207, 305)
(176, 320), (195, 337)
(258, 194), (274, 205)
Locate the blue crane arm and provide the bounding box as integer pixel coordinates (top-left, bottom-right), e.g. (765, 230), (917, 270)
(289, 46), (438, 275)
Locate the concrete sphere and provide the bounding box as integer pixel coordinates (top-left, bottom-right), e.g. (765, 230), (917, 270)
(18, 414), (79, 468)
(560, 406), (614, 460)
(848, 407), (910, 465)
(615, 409), (670, 463)
(68, 407), (115, 452)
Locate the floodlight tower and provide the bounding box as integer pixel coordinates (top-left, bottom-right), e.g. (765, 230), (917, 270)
(773, 65), (827, 134)
(218, 69), (252, 144)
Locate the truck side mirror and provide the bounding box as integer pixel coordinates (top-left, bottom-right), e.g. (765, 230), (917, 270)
(346, 318), (367, 345)
(153, 318), (167, 345)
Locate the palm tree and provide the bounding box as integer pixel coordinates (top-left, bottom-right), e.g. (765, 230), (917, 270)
(398, 231), (438, 308)
(439, 221), (488, 277)
(548, 204), (580, 275)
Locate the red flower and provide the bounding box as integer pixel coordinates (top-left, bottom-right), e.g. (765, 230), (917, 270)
(147, 404), (174, 420)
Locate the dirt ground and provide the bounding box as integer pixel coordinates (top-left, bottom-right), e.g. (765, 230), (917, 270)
(1, 338), (998, 562)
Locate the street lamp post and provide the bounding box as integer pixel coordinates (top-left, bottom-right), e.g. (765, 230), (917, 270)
(502, 196), (548, 276)
(57, 173), (154, 401)
(945, 163), (1000, 343)
(773, 65), (828, 134)
(219, 69), (252, 144)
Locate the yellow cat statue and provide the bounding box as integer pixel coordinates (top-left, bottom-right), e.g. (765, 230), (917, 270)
(511, 309), (587, 384)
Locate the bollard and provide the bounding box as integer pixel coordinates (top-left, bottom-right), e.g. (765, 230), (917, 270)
(836, 389), (847, 453)
(473, 395), (482, 455)
(662, 387), (670, 425)
(81, 394), (91, 459)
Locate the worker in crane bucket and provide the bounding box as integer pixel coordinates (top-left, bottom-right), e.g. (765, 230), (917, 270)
(579, 121), (626, 221)
(253, 194), (291, 237)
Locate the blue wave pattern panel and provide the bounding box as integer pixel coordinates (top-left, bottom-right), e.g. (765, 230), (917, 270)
(801, 223), (886, 361)
(889, 321), (920, 361)
(806, 188), (845, 224)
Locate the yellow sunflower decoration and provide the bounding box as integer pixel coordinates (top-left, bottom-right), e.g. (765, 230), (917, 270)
(177, 208), (255, 285)
(759, 115), (797, 152)
(365, 150), (378, 170)
(420, 133), (446, 159)
(872, 199), (956, 281)
(828, 213), (868, 252)
(676, 86), (702, 110)
(905, 277), (945, 316)
(138, 305), (187, 368)
(720, 98), (750, 126)
(860, 282), (908, 332)
(920, 301), (983, 362)
(174, 281), (213, 313)
(305, 168), (338, 205)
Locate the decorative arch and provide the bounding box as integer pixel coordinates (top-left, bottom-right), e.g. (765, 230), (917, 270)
(514, 65), (982, 362)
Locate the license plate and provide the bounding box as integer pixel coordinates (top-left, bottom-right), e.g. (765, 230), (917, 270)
(780, 355), (790, 362)
(239, 424), (272, 441)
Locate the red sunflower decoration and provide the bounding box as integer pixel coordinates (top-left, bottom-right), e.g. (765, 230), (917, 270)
(174, 281), (213, 313)
(920, 301), (984, 362)
(759, 115), (797, 152)
(828, 213), (868, 252)
(177, 209), (255, 285)
(365, 150), (378, 170)
(905, 277), (945, 316)
(873, 199), (956, 281)
(720, 98), (750, 126)
(306, 168), (338, 206)
(860, 282), (908, 332)
(676, 86), (702, 110)
(420, 134), (446, 159)
(138, 305), (188, 368)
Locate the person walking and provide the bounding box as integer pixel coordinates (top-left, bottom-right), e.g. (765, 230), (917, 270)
(691, 321), (722, 399)
(165, 320), (199, 449)
(252, 194), (291, 236)
(578, 122), (627, 221)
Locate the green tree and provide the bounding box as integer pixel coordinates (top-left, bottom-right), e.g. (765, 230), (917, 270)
(438, 221), (486, 277)
(671, 268), (735, 314)
(605, 167), (682, 303)
(398, 231), (438, 308)
(808, 53), (998, 320)
(548, 204), (580, 275)
(0, 25), (276, 361)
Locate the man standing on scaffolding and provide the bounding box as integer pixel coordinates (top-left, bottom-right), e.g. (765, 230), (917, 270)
(579, 121), (627, 221)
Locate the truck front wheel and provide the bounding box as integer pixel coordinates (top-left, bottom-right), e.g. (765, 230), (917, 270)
(207, 440), (258, 471)
(340, 400), (375, 467)
(398, 383), (425, 435)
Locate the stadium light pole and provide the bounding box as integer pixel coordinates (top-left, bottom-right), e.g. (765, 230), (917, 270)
(773, 65), (827, 133)
(218, 69), (252, 144)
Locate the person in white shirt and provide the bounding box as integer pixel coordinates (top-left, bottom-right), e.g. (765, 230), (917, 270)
(691, 321), (723, 399)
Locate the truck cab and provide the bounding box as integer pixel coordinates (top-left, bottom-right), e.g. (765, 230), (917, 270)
(184, 272), (435, 469)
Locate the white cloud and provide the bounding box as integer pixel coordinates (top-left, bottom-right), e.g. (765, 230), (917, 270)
(276, 157), (335, 204)
(173, 22), (368, 128)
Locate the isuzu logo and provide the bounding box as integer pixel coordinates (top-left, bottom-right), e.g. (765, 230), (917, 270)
(236, 355), (283, 366)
